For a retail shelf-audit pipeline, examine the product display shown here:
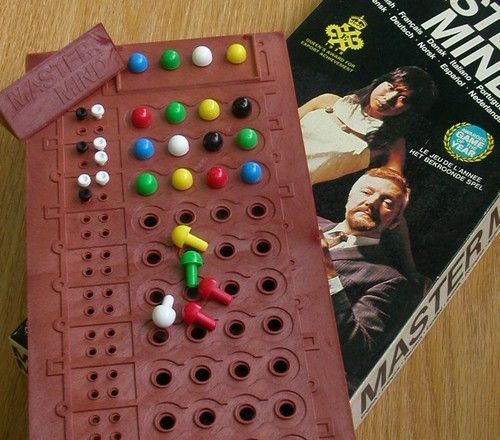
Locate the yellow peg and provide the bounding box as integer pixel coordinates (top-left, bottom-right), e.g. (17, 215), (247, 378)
(171, 225), (208, 252)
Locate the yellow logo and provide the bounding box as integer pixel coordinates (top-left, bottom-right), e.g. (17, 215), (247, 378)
(325, 15), (367, 53)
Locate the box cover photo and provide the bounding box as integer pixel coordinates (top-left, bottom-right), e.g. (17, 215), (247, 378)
(287, 0), (499, 427)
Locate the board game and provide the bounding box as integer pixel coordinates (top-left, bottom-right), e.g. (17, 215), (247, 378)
(22, 31), (354, 439)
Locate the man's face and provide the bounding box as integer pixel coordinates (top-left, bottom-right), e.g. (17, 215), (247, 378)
(345, 175), (405, 236)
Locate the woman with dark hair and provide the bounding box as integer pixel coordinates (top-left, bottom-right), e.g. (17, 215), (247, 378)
(299, 66), (437, 184)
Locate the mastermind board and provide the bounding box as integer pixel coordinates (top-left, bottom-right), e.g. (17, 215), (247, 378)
(24, 33), (354, 439)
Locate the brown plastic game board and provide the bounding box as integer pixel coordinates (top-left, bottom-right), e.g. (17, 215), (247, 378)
(24, 32), (354, 439)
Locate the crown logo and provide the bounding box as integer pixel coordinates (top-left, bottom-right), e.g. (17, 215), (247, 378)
(348, 15), (367, 30)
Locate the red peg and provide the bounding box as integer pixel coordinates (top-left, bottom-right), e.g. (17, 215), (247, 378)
(182, 302), (216, 331)
(207, 166), (228, 189)
(198, 277), (232, 305)
(131, 106), (153, 128)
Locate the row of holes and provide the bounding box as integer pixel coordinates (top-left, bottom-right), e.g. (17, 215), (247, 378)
(83, 250), (111, 260)
(85, 328), (116, 340)
(151, 355), (290, 389)
(78, 189), (109, 200)
(89, 433), (121, 440)
(148, 314), (284, 345)
(81, 229), (110, 239)
(84, 304), (115, 316)
(139, 202), (269, 231)
(88, 387), (119, 400)
(83, 266), (113, 277)
(87, 369), (118, 381)
(86, 345), (117, 357)
(84, 288), (114, 299)
(77, 126), (104, 136)
(155, 399), (296, 432)
(141, 238), (273, 270)
(89, 412), (121, 426)
(81, 213), (109, 224)
(146, 275), (277, 307)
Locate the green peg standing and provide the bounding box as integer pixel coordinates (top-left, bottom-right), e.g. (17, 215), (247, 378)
(180, 250), (203, 288)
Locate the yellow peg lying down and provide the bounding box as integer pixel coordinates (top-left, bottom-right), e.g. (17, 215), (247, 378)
(171, 225), (208, 252)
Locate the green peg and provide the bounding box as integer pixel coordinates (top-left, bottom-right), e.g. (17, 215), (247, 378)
(180, 250), (203, 288)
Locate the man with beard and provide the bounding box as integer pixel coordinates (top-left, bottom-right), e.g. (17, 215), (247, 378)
(318, 167), (419, 394)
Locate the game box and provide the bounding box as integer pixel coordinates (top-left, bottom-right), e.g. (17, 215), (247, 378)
(6, 27), (355, 439)
(287, 0), (499, 428)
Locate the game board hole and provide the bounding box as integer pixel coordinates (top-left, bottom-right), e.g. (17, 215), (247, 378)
(85, 306), (96, 316)
(176, 209), (195, 225)
(82, 231), (92, 239)
(100, 228), (110, 237)
(144, 250), (163, 266)
(90, 434), (101, 440)
(95, 126), (104, 133)
(223, 282), (240, 296)
(151, 329), (169, 345)
(101, 250), (111, 259)
(81, 215), (92, 224)
(83, 251), (93, 260)
(108, 387), (119, 397)
(88, 371), (98, 381)
(154, 370), (172, 387)
(277, 401), (296, 418)
(213, 206), (231, 222)
(106, 345), (117, 355)
(198, 409), (215, 427)
(86, 330), (96, 339)
(254, 239), (272, 255)
(148, 289), (165, 305)
(230, 361), (250, 380)
(189, 326), (207, 341)
(107, 369), (118, 379)
(87, 347), (97, 357)
(84, 267), (94, 277)
(103, 304), (114, 314)
(103, 288), (114, 297)
(102, 266), (113, 275)
(185, 287), (200, 300)
(259, 277), (278, 294)
(237, 405), (256, 423)
(110, 433), (122, 440)
(109, 413), (121, 423)
(249, 203), (267, 218)
(78, 127), (87, 135)
(98, 193), (108, 202)
(84, 290), (94, 299)
(88, 390), (100, 400)
(105, 328), (116, 337)
(98, 213), (109, 222)
(193, 366), (211, 383)
(157, 413), (176, 432)
(141, 213), (160, 229)
(79, 160), (89, 169)
(227, 320), (245, 337)
(265, 317), (283, 333)
(216, 243), (235, 259)
(271, 358), (290, 375)
(89, 415), (100, 425)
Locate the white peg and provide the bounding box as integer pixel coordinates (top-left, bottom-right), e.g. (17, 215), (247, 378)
(94, 151), (108, 166)
(167, 135), (189, 157)
(152, 295), (176, 328)
(192, 46), (213, 67)
(93, 137), (107, 151)
(91, 104), (105, 119)
(95, 171), (110, 186)
(77, 174), (91, 187)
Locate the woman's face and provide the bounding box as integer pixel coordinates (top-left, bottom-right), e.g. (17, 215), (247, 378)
(367, 81), (412, 118)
